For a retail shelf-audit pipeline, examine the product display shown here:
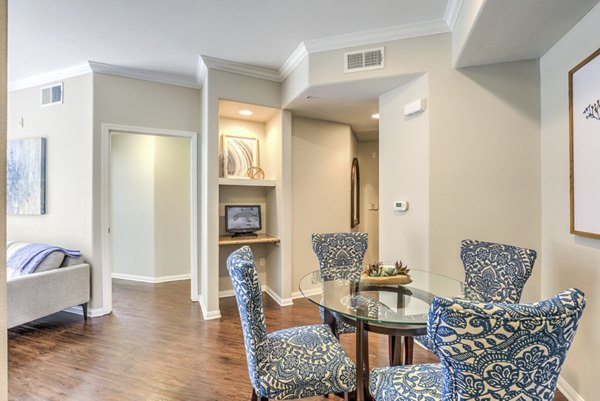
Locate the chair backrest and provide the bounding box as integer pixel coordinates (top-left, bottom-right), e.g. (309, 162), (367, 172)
(461, 239), (537, 303)
(226, 246), (267, 391)
(429, 288), (586, 401)
(312, 232), (368, 281)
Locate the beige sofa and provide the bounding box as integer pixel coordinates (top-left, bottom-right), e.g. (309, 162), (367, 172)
(7, 252), (91, 329)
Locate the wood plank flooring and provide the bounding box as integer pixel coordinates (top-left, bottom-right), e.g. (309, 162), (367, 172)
(8, 279), (568, 401)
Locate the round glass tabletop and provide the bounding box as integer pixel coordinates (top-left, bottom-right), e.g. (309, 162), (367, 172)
(299, 268), (465, 326)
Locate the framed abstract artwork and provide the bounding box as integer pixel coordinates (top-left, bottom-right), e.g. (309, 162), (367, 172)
(7, 137), (47, 215)
(222, 135), (258, 178)
(569, 48), (600, 238)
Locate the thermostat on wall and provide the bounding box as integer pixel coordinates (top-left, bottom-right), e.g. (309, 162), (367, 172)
(394, 200), (409, 212)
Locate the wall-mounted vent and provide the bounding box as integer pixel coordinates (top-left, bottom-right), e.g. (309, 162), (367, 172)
(41, 82), (63, 107)
(344, 47), (384, 73)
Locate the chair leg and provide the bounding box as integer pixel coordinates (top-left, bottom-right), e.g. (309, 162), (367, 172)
(81, 303), (88, 320)
(389, 335), (414, 366)
(404, 336), (414, 365)
(251, 388), (267, 401)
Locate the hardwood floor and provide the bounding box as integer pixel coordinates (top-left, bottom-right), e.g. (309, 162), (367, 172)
(8, 279), (568, 401)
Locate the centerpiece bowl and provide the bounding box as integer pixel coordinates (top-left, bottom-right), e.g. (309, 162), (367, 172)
(361, 260), (412, 285)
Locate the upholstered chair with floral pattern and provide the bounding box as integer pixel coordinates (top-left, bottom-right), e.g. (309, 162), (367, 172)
(312, 232), (368, 336)
(370, 288), (585, 401)
(416, 239), (538, 353)
(227, 246), (356, 400)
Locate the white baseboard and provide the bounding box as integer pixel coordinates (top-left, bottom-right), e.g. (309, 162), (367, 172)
(220, 285), (293, 306)
(64, 306), (106, 318)
(199, 296), (221, 320)
(264, 286), (294, 307)
(557, 376), (585, 401)
(291, 288), (322, 299)
(111, 273), (191, 283)
(219, 289), (236, 298)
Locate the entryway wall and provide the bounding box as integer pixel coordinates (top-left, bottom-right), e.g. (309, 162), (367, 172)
(356, 139), (379, 264)
(110, 132), (190, 282)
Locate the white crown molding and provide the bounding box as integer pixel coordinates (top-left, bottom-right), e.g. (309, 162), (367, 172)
(279, 42), (308, 81)
(8, 62), (92, 92)
(88, 61), (201, 89)
(200, 55), (280, 82)
(196, 56), (208, 88)
(445, 0), (464, 31)
(303, 19), (450, 54)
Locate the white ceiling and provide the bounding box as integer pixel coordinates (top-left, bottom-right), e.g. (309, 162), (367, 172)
(454, 0), (600, 68)
(8, 0), (447, 83)
(8, 0), (600, 139)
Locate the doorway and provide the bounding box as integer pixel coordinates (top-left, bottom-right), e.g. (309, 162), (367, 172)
(101, 124), (198, 314)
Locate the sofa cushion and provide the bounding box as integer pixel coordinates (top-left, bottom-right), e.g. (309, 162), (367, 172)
(7, 242), (66, 279)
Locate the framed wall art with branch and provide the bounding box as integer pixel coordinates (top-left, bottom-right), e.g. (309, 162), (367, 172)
(569, 48), (600, 238)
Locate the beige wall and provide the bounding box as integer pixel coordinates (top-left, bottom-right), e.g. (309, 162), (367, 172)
(291, 117), (354, 289)
(357, 140), (379, 264)
(540, 3), (600, 400)
(308, 33), (541, 301)
(1, 0), (7, 397)
(111, 133), (190, 280)
(380, 75), (431, 272)
(154, 135), (191, 278)
(93, 74), (201, 310)
(111, 133), (156, 278)
(7, 74), (94, 292)
(200, 68), (286, 316)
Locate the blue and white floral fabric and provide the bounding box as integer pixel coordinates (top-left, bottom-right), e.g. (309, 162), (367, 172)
(370, 364), (442, 401)
(416, 239), (537, 353)
(227, 246), (356, 400)
(461, 239), (537, 303)
(312, 232), (368, 334)
(370, 288), (585, 401)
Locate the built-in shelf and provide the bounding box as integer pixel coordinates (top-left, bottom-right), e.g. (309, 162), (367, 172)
(219, 233), (281, 246)
(218, 178), (276, 187)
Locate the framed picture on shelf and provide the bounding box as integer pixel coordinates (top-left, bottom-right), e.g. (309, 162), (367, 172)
(222, 135), (258, 179)
(569, 47), (600, 238)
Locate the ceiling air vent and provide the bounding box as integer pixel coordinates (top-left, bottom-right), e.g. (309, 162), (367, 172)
(344, 47), (384, 73)
(40, 82), (63, 107)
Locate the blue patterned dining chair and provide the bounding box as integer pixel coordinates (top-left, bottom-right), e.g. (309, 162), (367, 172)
(227, 246), (356, 400)
(370, 288), (585, 401)
(415, 239), (538, 354)
(312, 232), (368, 337)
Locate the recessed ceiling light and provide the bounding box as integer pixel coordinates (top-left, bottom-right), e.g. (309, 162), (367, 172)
(372, 113), (380, 119)
(239, 109), (253, 116)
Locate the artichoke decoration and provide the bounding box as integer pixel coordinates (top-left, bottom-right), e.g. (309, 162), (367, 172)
(365, 260), (410, 277)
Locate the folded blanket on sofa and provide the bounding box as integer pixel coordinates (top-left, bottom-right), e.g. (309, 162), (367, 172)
(7, 243), (82, 275)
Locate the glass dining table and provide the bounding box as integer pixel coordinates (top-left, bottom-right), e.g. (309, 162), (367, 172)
(299, 269), (464, 401)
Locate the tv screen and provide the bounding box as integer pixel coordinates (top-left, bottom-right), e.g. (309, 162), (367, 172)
(225, 205), (262, 237)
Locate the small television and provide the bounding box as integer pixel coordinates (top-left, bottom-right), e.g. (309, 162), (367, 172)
(225, 205), (262, 237)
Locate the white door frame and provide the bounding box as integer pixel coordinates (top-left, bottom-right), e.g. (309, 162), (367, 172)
(101, 123), (198, 314)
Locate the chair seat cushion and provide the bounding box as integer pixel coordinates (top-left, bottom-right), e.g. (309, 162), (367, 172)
(256, 324), (356, 400)
(370, 363), (442, 401)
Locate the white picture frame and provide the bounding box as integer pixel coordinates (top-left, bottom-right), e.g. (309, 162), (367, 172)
(222, 135), (258, 179)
